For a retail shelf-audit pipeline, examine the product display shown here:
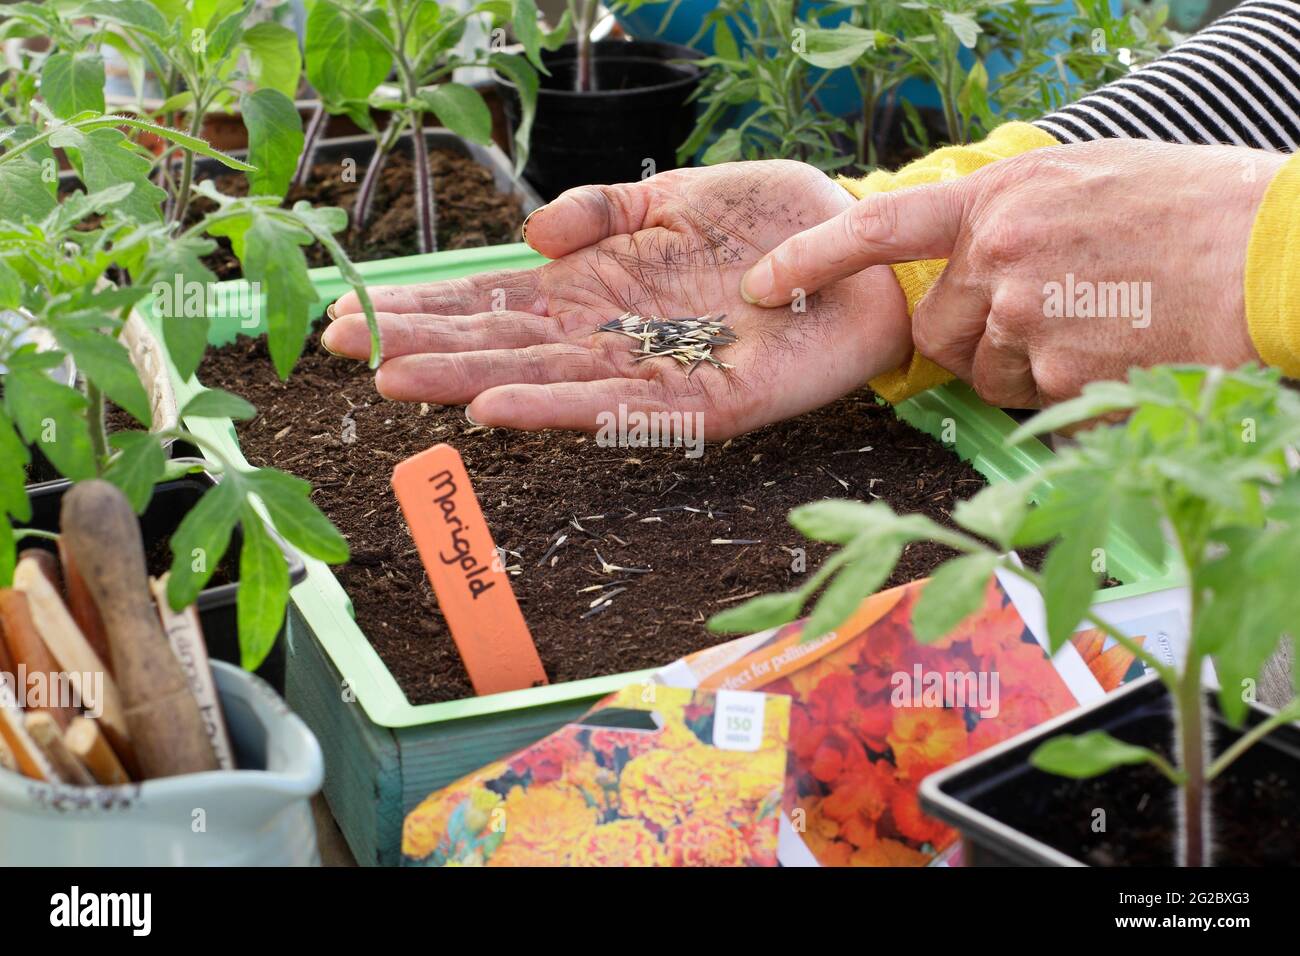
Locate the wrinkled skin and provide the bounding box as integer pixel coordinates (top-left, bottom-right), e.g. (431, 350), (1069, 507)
(324, 161), (912, 439)
(743, 139), (1286, 407)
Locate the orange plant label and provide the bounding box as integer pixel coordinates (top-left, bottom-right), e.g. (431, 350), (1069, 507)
(392, 444), (547, 696)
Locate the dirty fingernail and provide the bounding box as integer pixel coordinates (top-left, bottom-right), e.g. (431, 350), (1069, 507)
(320, 323), (344, 356)
(521, 205), (543, 245)
(741, 260), (775, 305)
(326, 302), (338, 321)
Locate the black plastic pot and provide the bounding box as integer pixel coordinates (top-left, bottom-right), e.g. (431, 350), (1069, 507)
(19, 462), (305, 691)
(495, 40), (704, 201)
(920, 674), (1300, 866)
(23, 438), (197, 489)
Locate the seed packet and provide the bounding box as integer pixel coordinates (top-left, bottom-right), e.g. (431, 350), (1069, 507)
(657, 571), (1083, 867)
(401, 684), (790, 867)
(999, 567), (1197, 701)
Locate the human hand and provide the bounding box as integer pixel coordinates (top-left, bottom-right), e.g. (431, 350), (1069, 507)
(322, 161), (912, 439)
(740, 139), (1288, 407)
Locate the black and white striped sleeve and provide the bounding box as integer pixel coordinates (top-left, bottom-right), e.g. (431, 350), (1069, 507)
(1036, 0), (1300, 152)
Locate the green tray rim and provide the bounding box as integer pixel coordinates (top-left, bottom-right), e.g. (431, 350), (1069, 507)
(163, 242), (1176, 729)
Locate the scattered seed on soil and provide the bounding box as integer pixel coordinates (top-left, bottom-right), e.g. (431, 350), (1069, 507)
(536, 532), (567, 567)
(200, 330), (1042, 705)
(581, 600), (614, 619)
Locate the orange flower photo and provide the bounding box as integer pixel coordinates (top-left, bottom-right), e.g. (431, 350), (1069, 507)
(671, 574), (1081, 866)
(402, 685), (789, 867)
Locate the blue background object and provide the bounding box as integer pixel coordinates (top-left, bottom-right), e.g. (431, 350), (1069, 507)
(615, 0), (1138, 120)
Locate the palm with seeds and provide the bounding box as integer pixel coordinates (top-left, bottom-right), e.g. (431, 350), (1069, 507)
(324, 161), (912, 439)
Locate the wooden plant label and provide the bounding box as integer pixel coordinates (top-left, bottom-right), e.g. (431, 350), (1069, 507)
(392, 444), (547, 696)
(149, 575), (235, 771)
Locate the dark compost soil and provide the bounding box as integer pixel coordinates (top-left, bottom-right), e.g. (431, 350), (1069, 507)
(973, 705), (1300, 866)
(196, 147), (524, 279)
(200, 330), (1012, 706)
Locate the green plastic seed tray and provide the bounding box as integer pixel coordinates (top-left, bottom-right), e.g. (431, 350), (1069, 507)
(160, 243), (1174, 864)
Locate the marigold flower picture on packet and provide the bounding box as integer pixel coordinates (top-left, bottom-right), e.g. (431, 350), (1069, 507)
(401, 684), (790, 866)
(657, 573), (1082, 867)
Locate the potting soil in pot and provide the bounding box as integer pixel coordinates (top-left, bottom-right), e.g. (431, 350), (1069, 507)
(977, 708), (1300, 866)
(195, 147), (523, 278)
(200, 330), (999, 706)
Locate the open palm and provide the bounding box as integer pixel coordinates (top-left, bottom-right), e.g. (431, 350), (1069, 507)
(324, 160), (911, 439)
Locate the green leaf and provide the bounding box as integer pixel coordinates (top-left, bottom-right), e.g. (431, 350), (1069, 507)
(76, 127), (168, 223)
(241, 88), (304, 199)
(805, 538), (904, 641)
(166, 476), (241, 608)
(418, 83), (492, 146)
(40, 52), (107, 120)
(242, 20), (302, 99)
(1013, 472), (1105, 547)
(146, 0), (191, 24)
(1031, 731), (1165, 779)
(4, 359), (96, 480)
(952, 477), (1032, 550)
(796, 25), (879, 69)
(1042, 528), (1101, 651)
(489, 52), (536, 177)
(0, 258), (21, 311)
(707, 591), (805, 634)
(788, 499), (882, 544)
(206, 208), (317, 379)
(1152, 457), (1245, 510)
(236, 502), (289, 670)
(540, 6), (569, 53)
(204, 2), (252, 62)
(1008, 381), (1137, 444)
(80, 0), (171, 38)
(0, 409), (31, 522)
(161, 313), (212, 382)
(53, 328), (151, 426)
(181, 387), (257, 421)
(137, 233), (217, 379)
(0, 153), (58, 221)
(912, 553), (1000, 643)
(512, 0), (546, 71)
(958, 59), (994, 130)
(55, 182), (136, 223)
(0, 518), (13, 589)
(941, 10), (982, 48)
(104, 430), (166, 513)
(304, 0), (392, 108)
(285, 200), (379, 366)
(1110, 490), (1166, 565)
(712, 20), (740, 62)
(245, 467), (349, 563)
(1198, 525), (1300, 723)
(701, 127), (743, 165)
(84, 116), (255, 171)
